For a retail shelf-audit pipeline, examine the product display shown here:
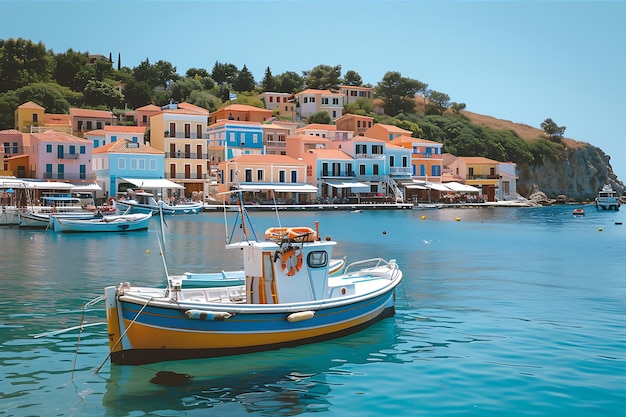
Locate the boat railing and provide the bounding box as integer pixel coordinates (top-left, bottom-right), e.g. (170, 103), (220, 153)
(342, 257), (398, 276)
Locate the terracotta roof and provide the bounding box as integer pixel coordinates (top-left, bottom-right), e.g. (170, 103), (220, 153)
(459, 156), (499, 164)
(352, 136), (385, 143)
(104, 125), (146, 134)
(178, 102), (210, 115)
(309, 149), (352, 160)
(217, 104), (272, 113)
(69, 108), (115, 119)
(93, 139), (163, 155)
(31, 130), (91, 143)
(295, 89), (334, 96)
(296, 124), (337, 132)
(0, 129), (22, 135)
(389, 136), (441, 146)
(228, 154), (304, 164)
(43, 114), (71, 125)
(18, 101), (45, 110)
(291, 134), (331, 143)
(136, 104), (162, 111)
(371, 123), (412, 134)
(85, 130), (106, 136)
(208, 120), (263, 129)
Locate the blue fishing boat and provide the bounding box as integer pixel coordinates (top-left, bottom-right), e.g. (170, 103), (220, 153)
(104, 194), (402, 365)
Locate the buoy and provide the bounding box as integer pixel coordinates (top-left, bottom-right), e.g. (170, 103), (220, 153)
(382, 230), (387, 234)
(598, 227), (603, 232)
(616, 222), (622, 225)
(421, 215), (426, 220)
(455, 217), (461, 221)
(146, 249), (150, 254)
(287, 310), (315, 322)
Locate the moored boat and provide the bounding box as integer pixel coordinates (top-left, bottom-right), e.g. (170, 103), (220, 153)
(51, 212), (152, 233)
(104, 195), (402, 365)
(572, 208), (585, 216)
(116, 190), (203, 215)
(595, 184), (620, 211)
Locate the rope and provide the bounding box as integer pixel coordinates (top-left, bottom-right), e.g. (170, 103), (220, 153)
(94, 296), (154, 374)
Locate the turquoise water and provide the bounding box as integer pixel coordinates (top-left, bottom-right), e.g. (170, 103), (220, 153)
(1, 205), (624, 416)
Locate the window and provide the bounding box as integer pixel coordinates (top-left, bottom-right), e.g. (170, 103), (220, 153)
(322, 98), (329, 105)
(357, 121), (361, 128)
(279, 170), (286, 183)
(169, 122), (176, 137)
(269, 96), (274, 103)
(390, 155), (395, 167)
(347, 163), (353, 176)
(420, 164), (425, 176)
(184, 124), (191, 138)
(32, 113), (38, 122)
(350, 91), (357, 97)
(80, 146), (85, 154)
(111, 135), (117, 142)
(57, 164), (64, 179)
(69, 145), (76, 155)
(307, 251), (328, 268)
(322, 162), (329, 176)
(373, 164), (379, 175)
(79, 165), (86, 179)
(253, 134), (259, 144)
(132, 136), (138, 143)
(142, 115), (147, 123)
(332, 98), (339, 105)
(245, 169), (252, 182)
(257, 169), (264, 181)
(304, 97), (308, 103)
(118, 158), (126, 170)
(130, 158), (138, 170)
(359, 164), (366, 175)
(291, 170), (297, 183)
(372, 145), (383, 154)
(149, 159), (156, 170)
(46, 144), (52, 153)
(96, 122), (102, 129)
(57, 145), (64, 159)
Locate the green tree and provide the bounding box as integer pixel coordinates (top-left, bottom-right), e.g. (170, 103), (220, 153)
(187, 90), (221, 112)
(186, 67), (209, 78)
(211, 61), (238, 85)
(303, 64), (342, 90)
(261, 66), (276, 91)
(171, 77), (202, 102)
(540, 118), (566, 142)
(132, 58), (178, 89)
(54, 48), (89, 89)
(232, 64), (256, 92)
(0, 38), (52, 93)
(83, 80), (124, 110)
(14, 82), (71, 114)
(425, 90), (450, 115)
(123, 78), (153, 109)
(307, 111), (331, 124)
(375, 71), (427, 116)
(342, 70), (362, 86)
(450, 102), (466, 114)
(275, 71), (304, 93)
(344, 97), (375, 116)
(93, 59), (114, 82)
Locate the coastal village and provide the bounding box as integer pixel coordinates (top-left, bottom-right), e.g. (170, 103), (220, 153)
(1, 86), (526, 209)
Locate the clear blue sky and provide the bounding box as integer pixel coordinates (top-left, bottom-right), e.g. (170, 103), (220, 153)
(2, 0), (625, 182)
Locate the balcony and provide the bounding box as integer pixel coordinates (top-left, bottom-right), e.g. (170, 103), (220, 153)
(355, 153), (385, 160)
(60, 153), (79, 159)
(165, 132), (205, 139)
(467, 174), (500, 180)
(165, 173), (212, 180)
(43, 172), (88, 180)
(166, 152), (208, 159)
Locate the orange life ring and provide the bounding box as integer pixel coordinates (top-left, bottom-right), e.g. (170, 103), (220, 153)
(281, 248), (303, 276)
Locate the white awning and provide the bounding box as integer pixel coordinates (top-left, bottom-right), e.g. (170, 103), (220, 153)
(405, 184), (427, 189)
(72, 182), (102, 192)
(326, 181), (369, 189)
(238, 184), (318, 193)
(443, 182), (480, 192)
(120, 177), (184, 189)
(22, 181), (75, 190)
(424, 182), (451, 192)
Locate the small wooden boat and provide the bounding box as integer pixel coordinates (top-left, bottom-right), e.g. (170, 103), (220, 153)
(572, 208), (585, 216)
(19, 210), (97, 228)
(51, 212), (152, 233)
(104, 193), (402, 365)
(116, 190), (202, 215)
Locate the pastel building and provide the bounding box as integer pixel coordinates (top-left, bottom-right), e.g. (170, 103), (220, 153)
(92, 139), (165, 198)
(149, 102), (211, 196)
(85, 125), (146, 148)
(206, 120), (265, 161)
(216, 154), (317, 203)
(293, 124), (353, 141)
(29, 130), (93, 183)
(335, 114), (375, 137)
(338, 85), (374, 104)
(210, 104), (273, 125)
(294, 89), (344, 122)
(389, 136), (444, 179)
(69, 108), (116, 136)
(449, 156), (501, 202)
(136, 104), (162, 128)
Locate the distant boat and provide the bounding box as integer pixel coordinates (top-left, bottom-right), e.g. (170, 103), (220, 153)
(116, 190), (203, 215)
(572, 208), (585, 216)
(595, 184), (620, 211)
(413, 203), (444, 210)
(51, 212), (152, 233)
(18, 210), (97, 228)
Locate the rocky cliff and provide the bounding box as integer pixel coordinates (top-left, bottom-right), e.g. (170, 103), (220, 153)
(517, 144), (624, 202)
